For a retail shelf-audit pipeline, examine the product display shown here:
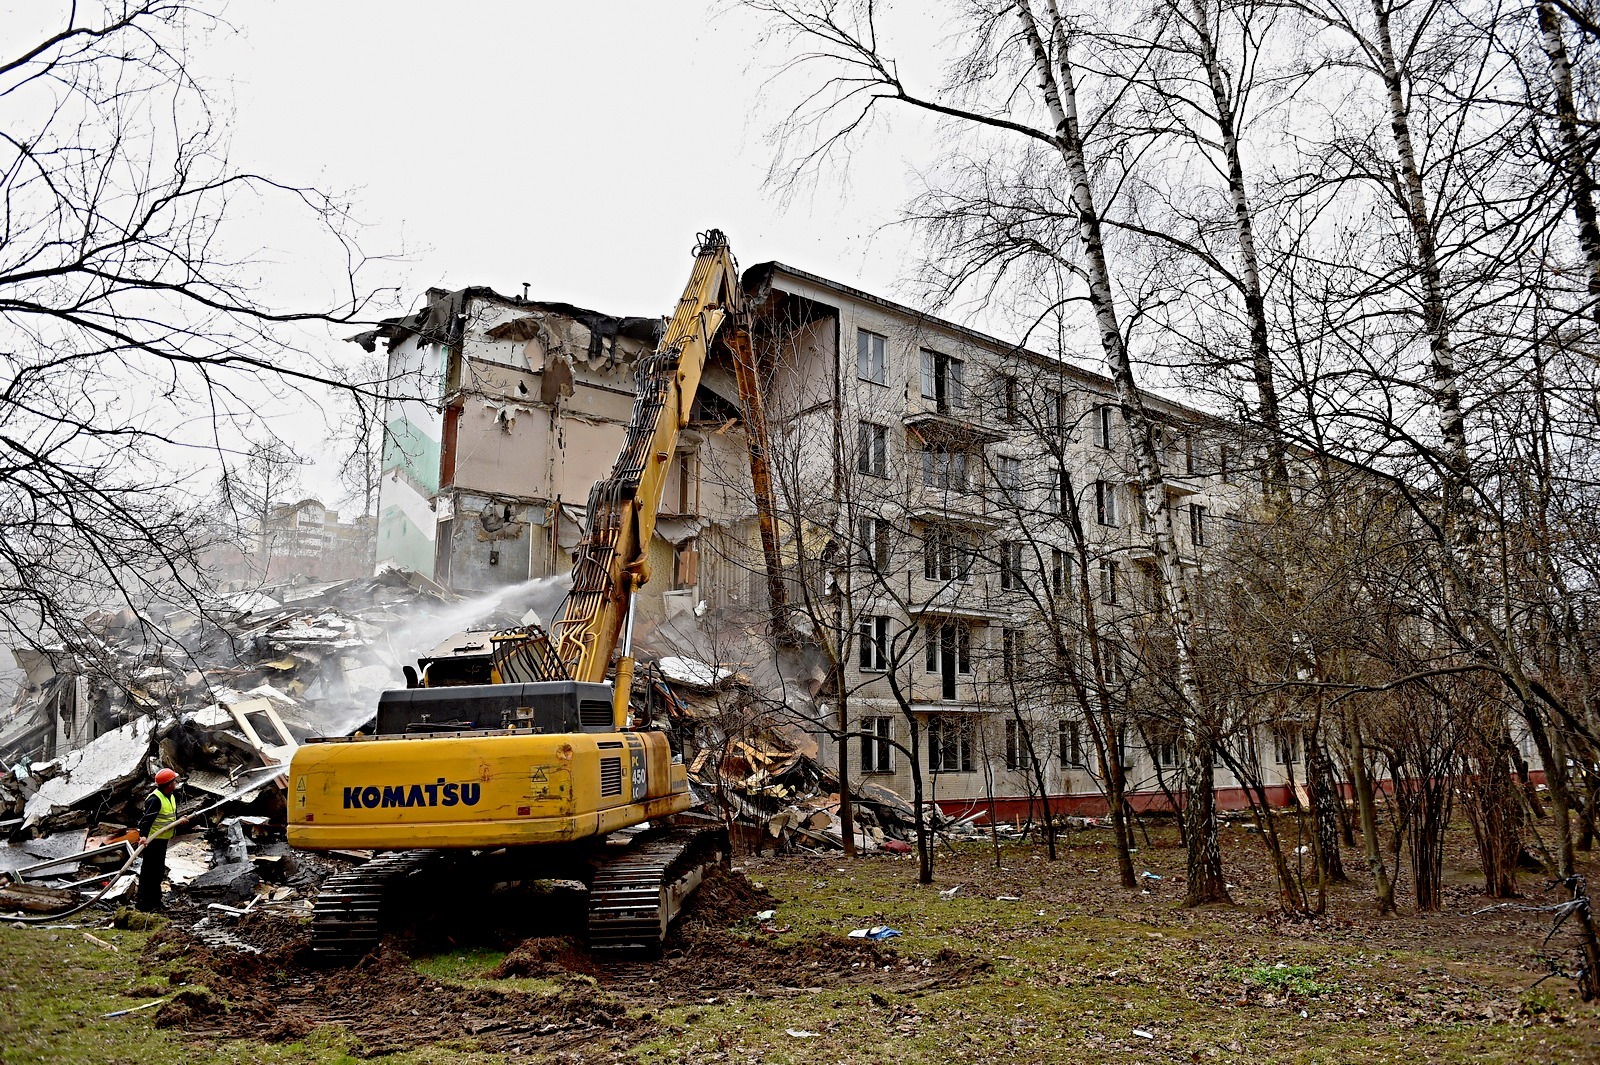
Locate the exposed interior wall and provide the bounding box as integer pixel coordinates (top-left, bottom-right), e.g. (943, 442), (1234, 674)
(375, 334), (447, 574)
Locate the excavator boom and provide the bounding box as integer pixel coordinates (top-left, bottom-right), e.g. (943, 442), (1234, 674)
(549, 231), (758, 723)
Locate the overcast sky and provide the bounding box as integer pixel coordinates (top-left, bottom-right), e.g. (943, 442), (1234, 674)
(212, 2), (926, 313)
(185, 1), (954, 502)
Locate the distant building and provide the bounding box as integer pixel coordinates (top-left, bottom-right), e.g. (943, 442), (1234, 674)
(208, 497), (376, 584)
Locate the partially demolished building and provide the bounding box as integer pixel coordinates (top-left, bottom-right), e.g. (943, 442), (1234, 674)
(362, 260), (1343, 823)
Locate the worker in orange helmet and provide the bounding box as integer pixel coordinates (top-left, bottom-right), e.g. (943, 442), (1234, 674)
(136, 767), (188, 913)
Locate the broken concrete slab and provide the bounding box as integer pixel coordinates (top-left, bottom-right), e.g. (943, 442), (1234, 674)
(184, 861), (259, 901)
(22, 716), (156, 828)
(657, 655), (733, 690)
(164, 837), (211, 886)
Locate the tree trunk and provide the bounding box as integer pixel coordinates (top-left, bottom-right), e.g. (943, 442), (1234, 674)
(1306, 735), (1348, 885)
(1345, 702), (1396, 914)
(908, 716), (933, 884)
(835, 669), (857, 858)
(1536, 0), (1600, 322)
(1021, 0), (1229, 906)
(1185, 0), (1290, 501)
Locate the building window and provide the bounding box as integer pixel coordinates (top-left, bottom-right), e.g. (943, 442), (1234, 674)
(921, 442), (971, 491)
(1095, 480), (1119, 526)
(997, 456), (1021, 502)
(1002, 375), (1019, 422)
(1096, 403), (1115, 449)
(1005, 719), (1025, 770)
(857, 328), (887, 385)
(923, 527), (973, 582)
(1055, 392), (1071, 432)
(858, 515), (890, 570)
(1001, 627), (1024, 679)
(1058, 468), (1071, 516)
(1189, 504), (1207, 547)
(923, 620), (973, 674)
(1274, 724), (1302, 765)
(1183, 433), (1196, 475)
(1220, 444), (1235, 484)
(1099, 558), (1120, 605)
(857, 422), (888, 478)
(861, 715), (894, 773)
(1150, 733), (1179, 768)
(928, 715), (974, 772)
(921, 349), (966, 410)
(1051, 548), (1069, 596)
(999, 541), (1024, 590)
(858, 615), (891, 671)
(1059, 719), (1083, 768)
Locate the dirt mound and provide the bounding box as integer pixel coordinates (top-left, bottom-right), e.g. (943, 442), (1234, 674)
(136, 866), (983, 1055)
(491, 936), (600, 979)
(673, 865), (777, 934)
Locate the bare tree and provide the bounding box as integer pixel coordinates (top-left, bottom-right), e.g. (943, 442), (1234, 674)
(0, 3), (388, 649)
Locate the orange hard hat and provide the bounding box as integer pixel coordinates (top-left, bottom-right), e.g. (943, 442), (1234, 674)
(154, 768), (179, 786)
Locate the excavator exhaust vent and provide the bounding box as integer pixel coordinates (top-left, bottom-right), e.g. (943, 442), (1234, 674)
(579, 700), (614, 730)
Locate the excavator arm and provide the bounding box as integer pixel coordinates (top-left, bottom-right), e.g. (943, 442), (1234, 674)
(549, 231), (776, 724)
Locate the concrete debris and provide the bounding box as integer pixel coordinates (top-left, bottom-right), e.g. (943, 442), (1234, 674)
(186, 861), (260, 901)
(653, 670), (936, 855)
(656, 655), (732, 690)
(0, 566), (549, 918)
(22, 716), (156, 828)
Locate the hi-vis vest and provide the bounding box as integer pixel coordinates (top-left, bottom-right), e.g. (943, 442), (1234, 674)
(149, 789), (178, 841)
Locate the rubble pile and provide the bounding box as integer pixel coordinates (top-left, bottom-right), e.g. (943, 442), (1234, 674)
(0, 568), (560, 916)
(651, 661), (921, 854)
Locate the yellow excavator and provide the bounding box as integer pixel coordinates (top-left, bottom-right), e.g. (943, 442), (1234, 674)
(287, 231), (787, 957)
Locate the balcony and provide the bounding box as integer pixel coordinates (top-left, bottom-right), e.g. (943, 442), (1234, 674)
(906, 482), (1002, 530)
(1130, 472), (1205, 497)
(903, 407), (1009, 445)
(1125, 541), (1199, 569)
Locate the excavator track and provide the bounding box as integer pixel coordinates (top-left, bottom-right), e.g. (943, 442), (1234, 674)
(588, 823), (727, 954)
(310, 849), (435, 959)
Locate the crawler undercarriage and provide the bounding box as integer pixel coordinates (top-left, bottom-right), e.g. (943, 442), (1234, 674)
(309, 820), (727, 960)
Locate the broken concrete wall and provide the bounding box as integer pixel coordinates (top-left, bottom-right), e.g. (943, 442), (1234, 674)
(434, 490), (535, 594)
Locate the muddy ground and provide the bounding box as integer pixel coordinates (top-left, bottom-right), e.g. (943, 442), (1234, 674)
(139, 865), (988, 1058)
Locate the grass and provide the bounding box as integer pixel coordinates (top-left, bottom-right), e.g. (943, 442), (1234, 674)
(1235, 962), (1338, 998)
(3, 838), (1598, 1063)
